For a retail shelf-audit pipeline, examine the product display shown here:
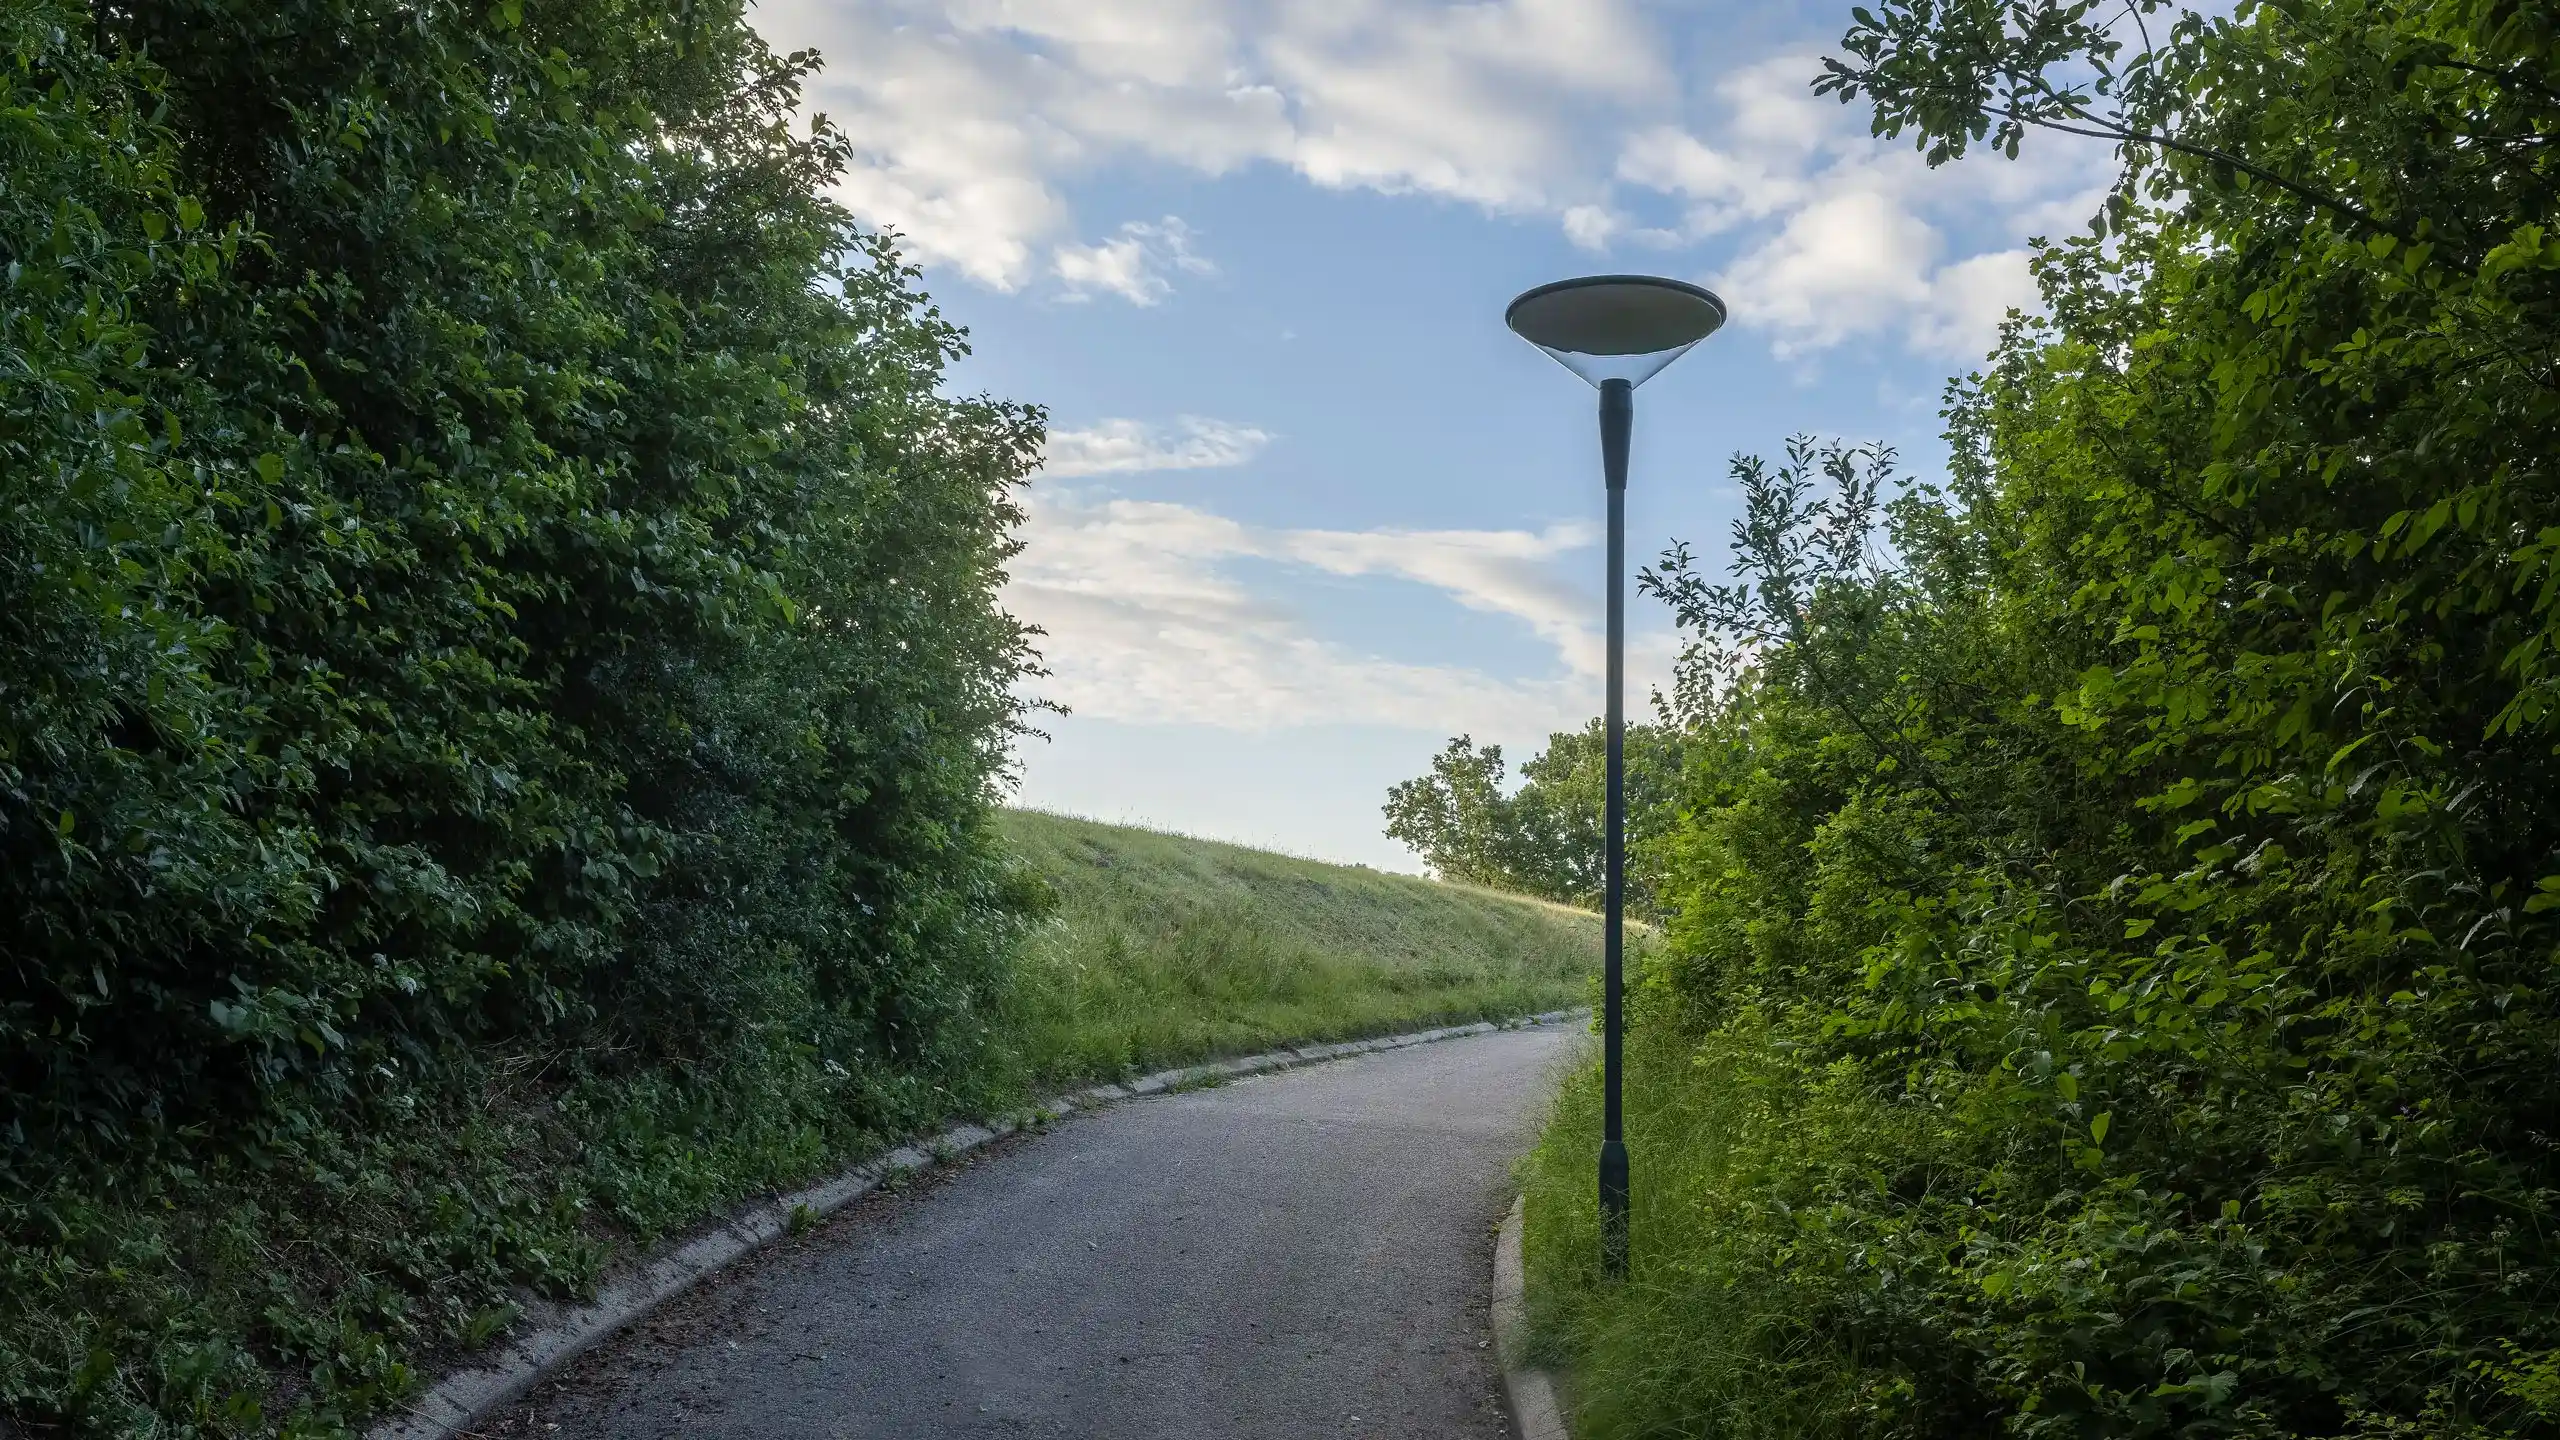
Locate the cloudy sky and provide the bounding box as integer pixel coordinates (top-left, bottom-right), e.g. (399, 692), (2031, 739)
(752, 0), (2115, 869)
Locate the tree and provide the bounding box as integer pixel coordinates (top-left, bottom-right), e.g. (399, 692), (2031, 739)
(1383, 725), (1683, 912)
(1383, 736), (1549, 893)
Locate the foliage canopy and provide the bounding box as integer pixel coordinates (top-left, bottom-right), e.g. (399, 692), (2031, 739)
(1533, 0), (2560, 1433)
(1, 0), (1036, 1430)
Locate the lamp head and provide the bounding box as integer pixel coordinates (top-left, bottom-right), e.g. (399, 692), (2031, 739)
(1505, 274), (1727, 388)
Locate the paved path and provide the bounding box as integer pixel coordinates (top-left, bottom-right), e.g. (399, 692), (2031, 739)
(502, 1026), (1579, 1440)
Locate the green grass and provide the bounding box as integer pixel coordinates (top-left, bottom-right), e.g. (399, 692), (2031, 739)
(1517, 1007), (1967, 1440)
(994, 808), (1601, 1087)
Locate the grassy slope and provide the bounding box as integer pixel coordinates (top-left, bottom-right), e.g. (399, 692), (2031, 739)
(995, 809), (1600, 1088)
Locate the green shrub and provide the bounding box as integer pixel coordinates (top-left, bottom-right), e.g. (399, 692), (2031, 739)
(0, 0), (1035, 1431)
(1529, 0), (2560, 1433)
(1526, 1017), (1984, 1440)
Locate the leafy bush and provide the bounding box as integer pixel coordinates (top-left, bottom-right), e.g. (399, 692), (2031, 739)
(1528, 0), (2560, 1434)
(1, 0), (1036, 1432)
(1526, 1015), (1980, 1440)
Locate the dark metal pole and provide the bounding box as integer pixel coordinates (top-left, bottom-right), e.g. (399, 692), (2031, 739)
(1598, 376), (1632, 1279)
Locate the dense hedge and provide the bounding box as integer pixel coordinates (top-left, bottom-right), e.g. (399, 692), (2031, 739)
(1530, 0), (2560, 1434)
(1, 0), (1036, 1431)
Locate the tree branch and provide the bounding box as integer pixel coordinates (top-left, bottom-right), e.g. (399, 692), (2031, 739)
(1994, 82), (2426, 249)
(1786, 617), (1968, 814)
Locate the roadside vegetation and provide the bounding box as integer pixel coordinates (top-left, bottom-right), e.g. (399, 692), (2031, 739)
(1505, 0), (2560, 1434)
(0, 0), (1584, 1434)
(998, 810), (1597, 1087)
(0, 0), (1049, 1432)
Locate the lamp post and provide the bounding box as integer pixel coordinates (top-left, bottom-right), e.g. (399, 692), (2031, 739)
(1505, 275), (1726, 1278)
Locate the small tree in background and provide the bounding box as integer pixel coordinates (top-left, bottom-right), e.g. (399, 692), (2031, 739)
(1383, 724), (1683, 914)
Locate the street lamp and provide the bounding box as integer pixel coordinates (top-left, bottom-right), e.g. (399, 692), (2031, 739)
(1505, 275), (1726, 1278)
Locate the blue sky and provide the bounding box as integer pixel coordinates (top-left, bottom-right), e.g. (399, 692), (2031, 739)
(753, 0), (2117, 869)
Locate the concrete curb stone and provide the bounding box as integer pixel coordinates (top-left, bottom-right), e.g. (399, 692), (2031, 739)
(1494, 1194), (1573, 1440)
(370, 1008), (1589, 1440)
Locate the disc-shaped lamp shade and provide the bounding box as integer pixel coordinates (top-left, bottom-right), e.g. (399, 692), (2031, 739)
(1506, 275), (1727, 388)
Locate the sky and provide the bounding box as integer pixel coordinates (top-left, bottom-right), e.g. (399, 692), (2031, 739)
(750, 0), (2119, 870)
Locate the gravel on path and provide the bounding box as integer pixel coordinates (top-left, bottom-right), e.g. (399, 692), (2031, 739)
(480, 1024), (1581, 1440)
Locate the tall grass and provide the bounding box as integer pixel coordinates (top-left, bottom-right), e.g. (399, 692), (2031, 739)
(995, 809), (1600, 1087)
(1519, 1011), (1973, 1439)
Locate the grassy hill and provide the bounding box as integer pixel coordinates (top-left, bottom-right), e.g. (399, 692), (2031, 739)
(996, 809), (1599, 1087)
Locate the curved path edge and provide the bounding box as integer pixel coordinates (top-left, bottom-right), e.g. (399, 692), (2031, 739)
(371, 1009), (1587, 1440)
(1494, 1195), (1574, 1440)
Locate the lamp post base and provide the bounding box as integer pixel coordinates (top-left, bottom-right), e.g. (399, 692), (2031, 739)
(1600, 1139), (1629, 1278)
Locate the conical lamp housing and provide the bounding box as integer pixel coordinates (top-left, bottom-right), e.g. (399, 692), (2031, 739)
(1506, 275), (1727, 388)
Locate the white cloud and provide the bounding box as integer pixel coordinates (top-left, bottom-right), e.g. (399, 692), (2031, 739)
(1007, 488), (1610, 733)
(1912, 248), (2041, 359)
(1051, 216), (1215, 305)
(1044, 417), (1274, 477)
(1278, 522), (1605, 676)
(750, 6), (2110, 354)
(1718, 189), (1937, 355)
(794, 17), (1075, 290)
(1561, 204), (1622, 250)
(1616, 123), (1805, 240)
(752, 0), (1663, 293)
(1262, 0), (1667, 209)
(1609, 55), (2106, 359)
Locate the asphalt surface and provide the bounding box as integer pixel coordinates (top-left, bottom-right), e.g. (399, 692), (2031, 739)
(497, 1025), (1580, 1440)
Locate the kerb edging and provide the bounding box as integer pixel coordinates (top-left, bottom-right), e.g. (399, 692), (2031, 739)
(370, 1009), (1585, 1440)
(1494, 1194), (1574, 1440)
